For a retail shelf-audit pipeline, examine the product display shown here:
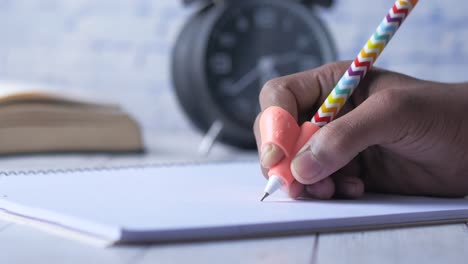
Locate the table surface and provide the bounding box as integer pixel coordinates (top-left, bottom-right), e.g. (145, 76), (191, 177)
(1, 136), (467, 264)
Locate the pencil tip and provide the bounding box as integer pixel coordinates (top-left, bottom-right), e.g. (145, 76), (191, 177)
(260, 193), (269, 202)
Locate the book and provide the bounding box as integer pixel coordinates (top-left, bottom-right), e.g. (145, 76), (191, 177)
(0, 161), (467, 246)
(0, 81), (143, 154)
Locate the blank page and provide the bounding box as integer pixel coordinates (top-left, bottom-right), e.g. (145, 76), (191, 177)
(0, 162), (467, 243)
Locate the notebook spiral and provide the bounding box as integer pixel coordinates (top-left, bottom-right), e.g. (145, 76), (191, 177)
(0, 159), (256, 177)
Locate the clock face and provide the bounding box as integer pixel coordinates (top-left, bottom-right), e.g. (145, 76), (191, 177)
(205, 1), (331, 129)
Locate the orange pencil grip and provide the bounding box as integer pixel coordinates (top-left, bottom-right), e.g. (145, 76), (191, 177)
(260, 106), (320, 188)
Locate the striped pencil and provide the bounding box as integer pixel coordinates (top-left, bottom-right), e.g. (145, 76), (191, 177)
(312, 0), (419, 127)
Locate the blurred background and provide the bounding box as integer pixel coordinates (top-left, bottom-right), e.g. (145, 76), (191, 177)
(1, 0), (467, 155)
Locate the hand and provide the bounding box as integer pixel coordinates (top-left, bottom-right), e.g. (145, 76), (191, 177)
(253, 61), (468, 199)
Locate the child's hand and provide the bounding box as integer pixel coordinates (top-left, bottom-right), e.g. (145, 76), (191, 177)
(254, 62), (468, 199)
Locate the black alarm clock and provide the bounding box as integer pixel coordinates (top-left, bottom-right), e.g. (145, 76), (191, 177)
(172, 0), (336, 149)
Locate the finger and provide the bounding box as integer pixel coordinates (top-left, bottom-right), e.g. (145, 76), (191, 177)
(259, 61), (352, 119)
(332, 160), (365, 199)
(253, 113), (285, 170)
(303, 161), (364, 200)
(334, 175), (364, 199)
(291, 88), (408, 185)
(288, 180), (304, 199)
(304, 177), (335, 200)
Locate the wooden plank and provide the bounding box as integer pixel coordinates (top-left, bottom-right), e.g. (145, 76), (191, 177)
(315, 224), (468, 264)
(0, 224), (146, 264)
(138, 235), (317, 264)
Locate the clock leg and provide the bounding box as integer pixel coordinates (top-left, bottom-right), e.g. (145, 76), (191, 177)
(198, 120), (224, 156)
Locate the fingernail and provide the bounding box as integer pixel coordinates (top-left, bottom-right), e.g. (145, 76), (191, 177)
(260, 144), (282, 168)
(291, 150), (323, 184)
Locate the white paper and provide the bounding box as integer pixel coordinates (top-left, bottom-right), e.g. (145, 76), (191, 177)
(0, 162), (467, 243)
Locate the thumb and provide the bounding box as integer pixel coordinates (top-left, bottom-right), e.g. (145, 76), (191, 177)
(291, 89), (405, 185)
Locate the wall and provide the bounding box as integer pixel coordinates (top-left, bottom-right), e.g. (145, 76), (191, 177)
(1, 0), (467, 137)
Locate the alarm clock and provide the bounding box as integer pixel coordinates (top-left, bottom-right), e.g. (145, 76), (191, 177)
(172, 0), (336, 149)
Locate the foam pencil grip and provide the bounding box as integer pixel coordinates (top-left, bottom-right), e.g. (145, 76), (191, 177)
(260, 106), (320, 188)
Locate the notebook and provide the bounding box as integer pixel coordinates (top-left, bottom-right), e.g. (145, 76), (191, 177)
(0, 161), (467, 245)
(0, 81), (143, 154)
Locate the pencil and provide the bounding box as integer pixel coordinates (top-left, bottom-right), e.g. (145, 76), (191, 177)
(312, 0), (419, 127)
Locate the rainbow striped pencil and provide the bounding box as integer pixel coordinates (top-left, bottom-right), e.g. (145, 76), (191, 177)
(312, 0), (418, 127)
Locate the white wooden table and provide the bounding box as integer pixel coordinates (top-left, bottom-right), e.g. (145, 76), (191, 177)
(1, 134), (467, 264)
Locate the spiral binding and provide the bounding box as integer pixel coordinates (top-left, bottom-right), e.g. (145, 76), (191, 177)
(0, 159), (256, 177)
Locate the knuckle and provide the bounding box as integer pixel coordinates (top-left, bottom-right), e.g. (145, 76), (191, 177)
(319, 61), (352, 80)
(322, 61), (349, 74)
(372, 88), (415, 116)
(260, 78), (289, 97)
(259, 77), (294, 108)
(261, 77), (284, 92)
